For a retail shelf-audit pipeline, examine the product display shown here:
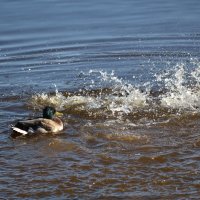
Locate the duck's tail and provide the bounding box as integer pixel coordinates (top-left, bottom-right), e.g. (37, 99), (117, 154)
(11, 126), (28, 135)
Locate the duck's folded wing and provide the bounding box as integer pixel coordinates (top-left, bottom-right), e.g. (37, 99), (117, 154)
(16, 118), (43, 128)
(11, 118), (42, 137)
(19, 118), (55, 131)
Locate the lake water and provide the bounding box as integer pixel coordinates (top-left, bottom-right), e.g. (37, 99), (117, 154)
(1, 0), (200, 199)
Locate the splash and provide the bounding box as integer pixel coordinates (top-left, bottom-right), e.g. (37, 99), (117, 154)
(30, 60), (200, 126)
(30, 70), (148, 119)
(158, 61), (200, 111)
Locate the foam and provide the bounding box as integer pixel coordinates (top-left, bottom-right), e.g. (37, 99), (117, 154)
(30, 60), (200, 126)
(159, 62), (200, 111)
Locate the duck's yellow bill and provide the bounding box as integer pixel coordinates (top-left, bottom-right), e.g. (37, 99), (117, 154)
(55, 111), (63, 117)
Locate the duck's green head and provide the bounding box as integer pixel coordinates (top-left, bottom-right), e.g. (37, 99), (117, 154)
(43, 106), (56, 119)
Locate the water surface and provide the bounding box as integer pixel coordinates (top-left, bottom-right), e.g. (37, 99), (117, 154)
(1, 0), (200, 199)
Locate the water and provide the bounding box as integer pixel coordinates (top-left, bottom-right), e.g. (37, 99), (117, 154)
(1, 0), (200, 199)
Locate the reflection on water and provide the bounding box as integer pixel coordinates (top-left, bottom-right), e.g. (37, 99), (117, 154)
(1, 0), (200, 199)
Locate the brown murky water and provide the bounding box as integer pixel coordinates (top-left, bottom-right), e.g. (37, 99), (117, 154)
(1, 87), (200, 199)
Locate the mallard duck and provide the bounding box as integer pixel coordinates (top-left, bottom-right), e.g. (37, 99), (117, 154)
(11, 106), (63, 137)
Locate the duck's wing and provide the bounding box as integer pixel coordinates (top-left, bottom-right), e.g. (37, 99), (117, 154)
(11, 118), (62, 137)
(12, 118), (48, 134)
(14, 118), (43, 129)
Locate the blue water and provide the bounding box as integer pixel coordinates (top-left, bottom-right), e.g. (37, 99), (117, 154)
(1, 0), (200, 199)
(1, 0), (200, 94)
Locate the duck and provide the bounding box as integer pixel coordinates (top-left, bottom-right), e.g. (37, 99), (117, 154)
(11, 106), (64, 138)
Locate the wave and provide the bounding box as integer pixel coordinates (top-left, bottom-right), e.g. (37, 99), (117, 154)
(29, 59), (200, 127)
